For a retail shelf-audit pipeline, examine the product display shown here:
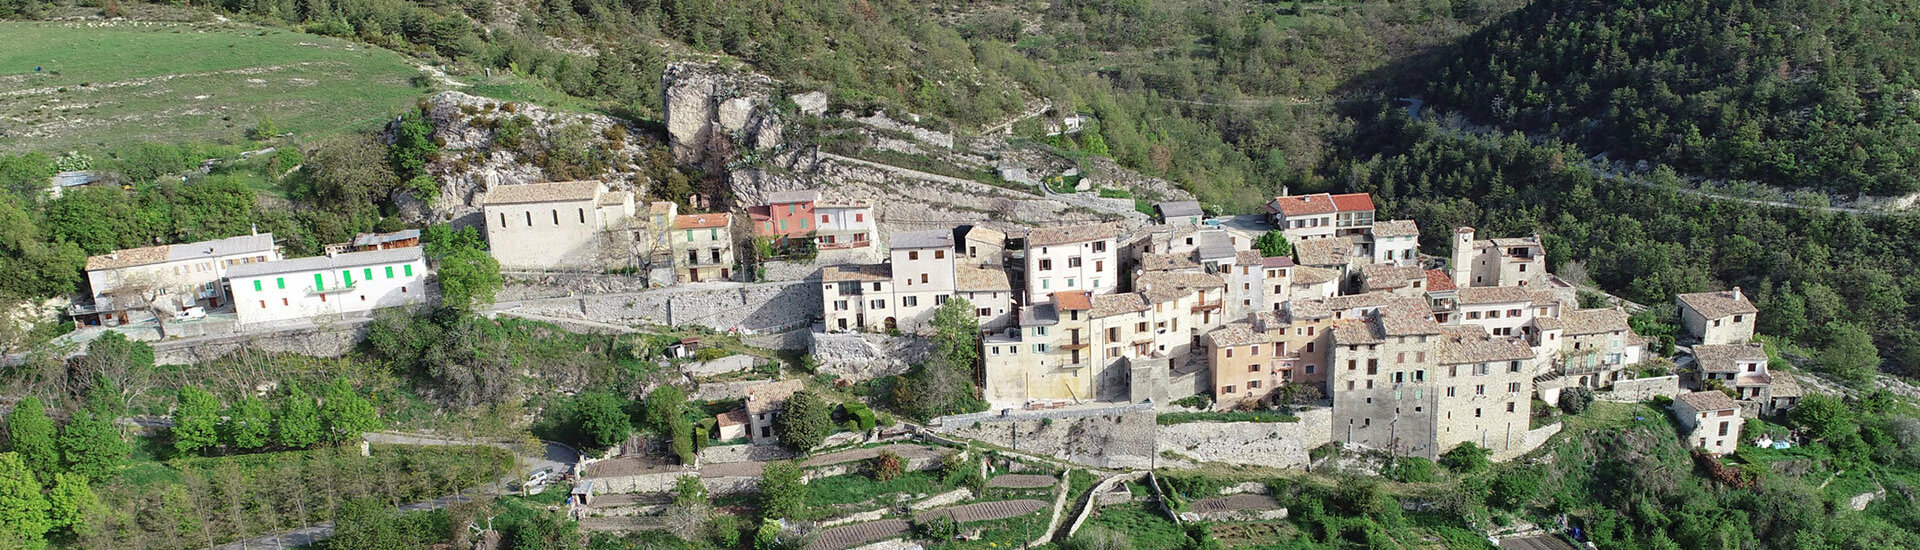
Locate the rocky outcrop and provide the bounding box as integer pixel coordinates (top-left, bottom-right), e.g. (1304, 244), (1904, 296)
(408, 91), (650, 227)
(810, 331), (927, 380)
(662, 62), (783, 164)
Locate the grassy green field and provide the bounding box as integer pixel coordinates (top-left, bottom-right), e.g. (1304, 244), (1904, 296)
(0, 20), (427, 152)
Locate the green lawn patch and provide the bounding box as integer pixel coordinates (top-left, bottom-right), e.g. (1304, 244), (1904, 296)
(1087, 502), (1186, 548)
(1156, 410), (1301, 425)
(807, 471), (946, 509)
(0, 21), (426, 152)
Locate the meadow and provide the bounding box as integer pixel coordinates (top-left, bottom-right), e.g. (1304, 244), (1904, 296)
(0, 20), (426, 152)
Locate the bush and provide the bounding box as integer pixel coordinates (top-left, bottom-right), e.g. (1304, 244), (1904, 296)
(914, 516), (961, 540)
(693, 347), (734, 362)
(1560, 386), (1595, 415)
(870, 451), (904, 481)
(1384, 456), (1439, 483)
(1441, 442), (1490, 474)
(841, 402), (877, 431)
(709, 514), (742, 548)
(1171, 395), (1212, 409)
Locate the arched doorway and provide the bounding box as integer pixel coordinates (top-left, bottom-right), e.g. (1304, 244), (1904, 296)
(884, 317), (897, 332)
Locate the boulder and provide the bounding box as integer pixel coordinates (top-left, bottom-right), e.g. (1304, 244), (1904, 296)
(792, 91), (830, 116)
(661, 62), (781, 164)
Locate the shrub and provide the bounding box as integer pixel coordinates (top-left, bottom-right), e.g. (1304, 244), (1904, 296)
(1171, 395), (1212, 409)
(1441, 442), (1490, 474)
(1384, 456), (1439, 483)
(694, 347), (734, 362)
(1560, 386), (1595, 415)
(870, 451), (904, 482)
(914, 516), (961, 540)
(841, 402), (877, 431)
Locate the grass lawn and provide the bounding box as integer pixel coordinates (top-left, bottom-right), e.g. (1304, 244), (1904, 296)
(1086, 502), (1187, 548)
(807, 471), (947, 509)
(1157, 410), (1301, 425)
(0, 20), (426, 153)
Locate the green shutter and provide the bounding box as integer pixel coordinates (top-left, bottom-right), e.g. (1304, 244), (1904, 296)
(252, 280), (261, 291)
(364, 268), (374, 281)
(385, 266), (394, 279)
(276, 277), (284, 289)
(403, 264), (413, 276)
(709, 228), (717, 240)
(342, 270), (353, 286)
(314, 273), (324, 290)
(780, 220), (787, 231)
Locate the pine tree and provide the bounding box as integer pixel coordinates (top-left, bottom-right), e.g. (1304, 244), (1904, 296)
(3, 396), (57, 477)
(59, 408), (126, 481)
(275, 383), (322, 449)
(0, 452), (51, 544)
(223, 397), (272, 451)
(320, 378), (381, 444)
(172, 386), (222, 455)
(45, 472), (101, 539)
(775, 391), (830, 452)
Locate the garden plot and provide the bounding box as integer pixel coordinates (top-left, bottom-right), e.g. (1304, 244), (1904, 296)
(805, 518), (910, 550)
(913, 499), (1049, 524)
(986, 473), (1057, 489)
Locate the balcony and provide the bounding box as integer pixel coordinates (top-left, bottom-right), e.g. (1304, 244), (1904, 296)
(1190, 301), (1222, 313)
(309, 283), (356, 295)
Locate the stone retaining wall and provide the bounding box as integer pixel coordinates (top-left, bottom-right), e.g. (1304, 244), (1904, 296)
(593, 472), (760, 496)
(697, 444), (795, 465)
(1065, 472), (1147, 538)
(1601, 375), (1682, 403)
(506, 280), (819, 333)
(1493, 422), (1564, 462)
(935, 411), (1156, 469)
(1155, 408), (1333, 470)
(152, 320), (370, 365)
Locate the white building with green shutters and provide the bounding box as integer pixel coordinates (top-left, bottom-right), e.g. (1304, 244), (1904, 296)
(225, 247), (428, 326)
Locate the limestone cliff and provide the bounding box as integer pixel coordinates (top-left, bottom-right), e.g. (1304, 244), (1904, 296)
(661, 62), (784, 165)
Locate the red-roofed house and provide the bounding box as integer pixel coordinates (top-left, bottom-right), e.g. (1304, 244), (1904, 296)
(749, 190), (820, 244)
(1267, 192), (1376, 242)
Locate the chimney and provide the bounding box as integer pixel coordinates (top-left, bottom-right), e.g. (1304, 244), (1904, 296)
(1731, 286), (1743, 301)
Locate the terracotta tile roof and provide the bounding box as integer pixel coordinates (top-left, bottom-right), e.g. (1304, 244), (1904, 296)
(86, 233), (277, 271)
(1330, 193), (1375, 212)
(716, 408), (749, 428)
(961, 226), (1006, 244)
(1771, 372), (1804, 397)
(648, 201), (678, 216)
(1234, 250), (1263, 265)
(1371, 219), (1418, 238)
(1434, 330), (1534, 364)
(1377, 298), (1444, 336)
(1157, 201), (1203, 218)
(1054, 290), (1093, 311)
(598, 190), (631, 207)
(1458, 286), (1534, 305)
(1026, 222), (1121, 247)
(1195, 231), (1236, 261)
(746, 205), (772, 222)
(1267, 194), (1336, 216)
(1530, 291), (1561, 307)
(1140, 253), (1200, 272)
(1136, 271), (1223, 303)
(1330, 319), (1384, 345)
(1675, 391), (1739, 412)
(745, 379), (805, 415)
(1361, 264), (1426, 290)
(823, 264), (891, 283)
(485, 180), (601, 205)
(1693, 343), (1767, 373)
(766, 190), (820, 205)
(1286, 298), (1333, 320)
(1325, 292), (1396, 312)
(1291, 266), (1338, 285)
(1677, 289), (1757, 319)
(1090, 293), (1151, 318)
(1019, 303), (1059, 326)
(1562, 308), (1632, 335)
(1294, 238), (1351, 267)
(1532, 317), (1565, 331)
(1262, 256), (1296, 268)
(955, 265), (1011, 291)
(1252, 311), (1288, 331)
(227, 247), (421, 279)
(674, 213), (731, 229)
(1424, 269), (1457, 292)
(1206, 323), (1266, 347)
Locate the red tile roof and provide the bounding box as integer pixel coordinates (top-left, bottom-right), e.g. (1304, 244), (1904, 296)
(1424, 269), (1457, 292)
(1330, 193), (1375, 212)
(674, 213), (731, 229)
(1054, 290), (1093, 311)
(1267, 194), (1336, 216)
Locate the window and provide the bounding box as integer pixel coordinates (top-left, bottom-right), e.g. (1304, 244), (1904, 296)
(1039, 259), (1052, 270)
(385, 266), (395, 278)
(1069, 257), (1082, 268)
(403, 265), (413, 276)
(1366, 359), (1378, 374)
(1306, 365), (1317, 374)
(1035, 344), (1049, 353)
(1508, 309), (1522, 317)
(579, 208), (586, 223)
(1467, 311), (1481, 319)
(904, 296), (918, 307)
(276, 277), (285, 289)
(1392, 372), (1405, 383)
(1248, 380), (1261, 389)
(909, 251), (920, 260)
(1718, 422), (1730, 436)
(1508, 382), (1521, 393)
(1366, 380), (1373, 389)
(1347, 360), (1356, 371)
(1226, 348), (1235, 358)
(1397, 352), (1405, 363)
(1305, 342), (1316, 353)
(920, 274), (929, 284)
(1035, 326), (1048, 336)
(525, 211), (533, 226)
(822, 215), (831, 223)
(259, 300), (266, 308)
(780, 220), (788, 231)
(1446, 387), (1456, 397)
(252, 280), (262, 291)
(709, 228), (718, 240)
(871, 299), (885, 309)
(838, 301), (849, 311)
(1095, 260), (1104, 272)
(1250, 345), (1260, 356)
(342, 270), (353, 285)
(1414, 370), (1426, 382)
(282, 298), (289, 306)
(1475, 384), (1485, 395)
(1733, 315), (1743, 323)
(1507, 402), (1516, 413)
(1093, 241), (1107, 253)
(1223, 385), (1236, 394)
(935, 250), (945, 259)
(313, 273), (325, 291)
(1248, 364), (1260, 373)
(855, 213), (864, 222)
(1487, 310), (1500, 319)
(1475, 408), (1483, 418)
(364, 268), (374, 281)
(552, 210), (559, 225)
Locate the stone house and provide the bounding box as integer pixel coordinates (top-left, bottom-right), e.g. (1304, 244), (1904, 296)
(744, 379), (805, 445)
(820, 264), (893, 332)
(1328, 299), (1538, 458)
(1204, 323), (1270, 406)
(1452, 286), (1545, 338)
(1554, 307), (1646, 388)
(747, 190), (820, 248)
(1290, 266), (1340, 299)
(980, 272), (1225, 409)
(1367, 219), (1421, 266)
(714, 409), (749, 441)
(1672, 391), (1742, 456)
(1225, 252), (1292, 320)
(888, 229), (959, 332)
(815, 198), (876, 250)
(982, 300), (1091, 407)
(76, 233), (280, 326)
(226, 247), (428, 326)
(1022, 223), (1122, 303)
(324, 229), (420, 255)
(1264, 192), (1373, 242)
(671, 213), (734, 282)
(1676, 288), (1757, 345)
(956, 264), (1015, 331)
(1156, 200), (1204, 226)
(958, 225), (1006, 266)
(640, 201), (680, 282)
(1693, 342), (1799, 415)
(482, 180), (635, 271)
(1359, 264), (1430, 298)
(1449, 227), (1545, 289)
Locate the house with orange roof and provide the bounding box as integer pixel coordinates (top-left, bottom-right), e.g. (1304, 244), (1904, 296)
(671, 213), (734, 282)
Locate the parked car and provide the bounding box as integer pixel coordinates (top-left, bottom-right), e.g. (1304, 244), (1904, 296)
(527, 468), (554, 486)
(176, 307), (206, 321)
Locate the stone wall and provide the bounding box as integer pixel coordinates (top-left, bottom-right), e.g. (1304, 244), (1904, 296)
(934, 410), (1157, 469)
(844, 111), (955, 149)
(1064, 472), (1146, 538)
(1493, 422), (1563, 462)
(506, 280), (819, 333)
(697, 443), (796, 464)
(152, 320), (370, 365)
(1155, 408), (1333, 469)
(499, 272), (654, 302)
(594, 472), (761, 496)
(810, 331), (927, 380)
(1601, 375), (1682, 403)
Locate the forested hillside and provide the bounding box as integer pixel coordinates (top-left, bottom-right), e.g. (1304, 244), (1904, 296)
(1426, 0), (1920, 195)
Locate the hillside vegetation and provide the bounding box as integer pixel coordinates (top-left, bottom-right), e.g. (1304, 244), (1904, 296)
(1426, 0), (1920, 195)
(0, 21), (425, 152)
